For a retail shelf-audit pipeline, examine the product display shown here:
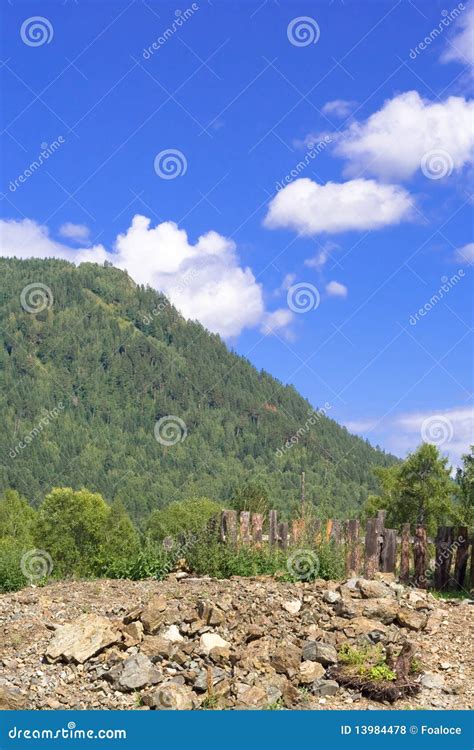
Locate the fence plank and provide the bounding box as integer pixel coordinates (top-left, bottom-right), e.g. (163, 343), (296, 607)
(269, 510), (278, 546)
(364, 518), (379, 578)
(470, 538), (474, 589)
(278, 522), (289, 550)
(291, 518), (306, 545)
(225, 510), (238, 545)
(251, 513), (263, 545)
(453, 527), (469, 590)
(239, 511), (250, 544)
(400, 523), (410, 582)
(330, 520), (342, 545)
(381, 528), (397, 573)
(414, 525), (427, 588)
(345, 519), (360, 575)
(325, 519), (333, 542)
(434, 526), (455, 590)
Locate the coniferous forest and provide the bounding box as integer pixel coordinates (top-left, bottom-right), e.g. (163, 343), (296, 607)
(0, 257), (396, 525)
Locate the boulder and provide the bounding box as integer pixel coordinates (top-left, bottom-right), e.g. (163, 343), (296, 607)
(0, 685), (27, 710)
(312, 678), (339, 697)
(197, 601), (225, 626)
(194, 667), (227, 692)
(302, 641), (337, 666)
(299, 660), (325, 684)
(270, 643), (302, 677)
(199, 632), (231, 654)
(357, 579), (393, 599)
(236, 685), (267, 707)
(396, 609), (427, 631)
(161, 625), (184, 642)
(282, 599), (302, 614)
(118, 653), (162, 691)
(143, 683), (194, 710)
(46, 614), (121, 664)
(140, 595), (167, 634)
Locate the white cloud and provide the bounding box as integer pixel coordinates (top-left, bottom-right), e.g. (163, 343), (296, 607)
(305, 241), (340, 270)
(59, 222), (90, 243)
(455, 241), (474, 264)
(334, 91), (474, 180)
(326, 280), (347, 297)
(441, 6), (474, 66)
(344, 418), (378, 433)
(322, 99), (357, 118)
(260, 308), (295, 337)
(0, 215), (291, 340)
(264, 177), (413, 235)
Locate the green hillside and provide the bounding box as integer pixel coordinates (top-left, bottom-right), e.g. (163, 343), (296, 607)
(0, 258), (396, 523)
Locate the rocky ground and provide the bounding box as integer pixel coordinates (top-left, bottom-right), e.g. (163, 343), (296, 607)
(0, 573), (472, 711)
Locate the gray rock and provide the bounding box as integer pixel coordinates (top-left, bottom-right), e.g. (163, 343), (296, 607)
(323, 591), (341, 604)
(302, 641), (338, 666)
(421, 672), (445, 690)
(143, 682), (194, 710)
(46, 614), (121, 664)
(312, 678), (339, 697)
(118, 653), (161, 691)
(193, 667), (227, 692)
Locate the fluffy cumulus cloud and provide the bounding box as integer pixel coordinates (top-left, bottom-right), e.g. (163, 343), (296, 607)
(59, 222), (91, 243)
(344, 406), (473, 468)
(0, 215), (291, 340)
(326, 280), (347, 297)
(264, 177), (413, 235)
(440, 6), (474, 66)
(455, 242), (474, 264)
(334, 91), (474, 180)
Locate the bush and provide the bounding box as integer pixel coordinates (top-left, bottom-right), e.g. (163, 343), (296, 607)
(0, 537), (28, 593)
(147, 497), (222, 541)
(185, 535), (286, 578)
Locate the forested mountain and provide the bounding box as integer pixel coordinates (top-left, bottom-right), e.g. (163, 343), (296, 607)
(0, 258), (396, 524)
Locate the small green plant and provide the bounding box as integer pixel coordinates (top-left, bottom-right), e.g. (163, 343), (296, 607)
(367, 664), (396, 681)
(133, 691), (143, 707)
(298, 687), (311, 703)
(201, 694), (220, 710)
(338, 643), (384, 667)
(266, 698), (284, 710)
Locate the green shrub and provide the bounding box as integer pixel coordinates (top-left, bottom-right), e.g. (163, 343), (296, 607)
(0, 537), (28, 593)
(147, 497), (222, 542)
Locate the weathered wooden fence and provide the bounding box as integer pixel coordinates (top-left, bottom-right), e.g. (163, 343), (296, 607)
(219, 509), (473, 591)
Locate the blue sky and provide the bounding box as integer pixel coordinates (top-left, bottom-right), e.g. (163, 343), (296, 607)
(1, 0), (473, 466)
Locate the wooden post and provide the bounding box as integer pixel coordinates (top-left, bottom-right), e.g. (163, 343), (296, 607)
(470, 537), (474, 589)
(453, 527), (469, 590)
(434, 526), (455, 590)
(330, 520), (342, 545)
(413, 525), (427, 588)
(239, 511), (250, 544)
(376, 511), (386, 568)
(278, 522), (288, 550)
(325, 519), (333, 542)
(269, 510), (278, 546)
(219, 511), (227, 543)
(251, 513), (263, 545)
(381, 529), (397, 573)
(222, 510), (237, 545)
(312, 518), (322, 545)
(400, 523), (410, 582)
(345, 519), (360, 575)
(364, 518), (379, 579)
(291, 518), (306, 545)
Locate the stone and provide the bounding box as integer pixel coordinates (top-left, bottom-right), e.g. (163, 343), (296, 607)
(0, 685), (27, 709)
(323, 590), (340, 604)
(193, 667), (227, 692)
(117, 653), (161, 691)
(161, 625), (184, 642)
(122, 620), (144, 643)
(396, 609), (427, 631)
(209, 646), (231, 663)
(140, 595), (167, 634)
(421, 673), (445, 689)
(46, 614), (121, 664)
(302, 641), (337, 666)
(245, 625), (264, 642)
(237, 685), (267, 707)
(342, 617), (387, 640)
(357, 579), (392, 599)
(140, 636), (173, 659)
(197, 600), (225, 626)
(270, 644), (302, 677)
(282, 599), (302, 614)
(312, 678), (339, 697)
(143, 683), (194, 710)
(199, 632), (231, 654)
(362, 598), (399, 624)
(299, 660), (325, 684)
